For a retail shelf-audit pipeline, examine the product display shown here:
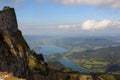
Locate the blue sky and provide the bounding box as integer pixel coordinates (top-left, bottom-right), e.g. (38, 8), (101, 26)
(0, 0), (120, 36)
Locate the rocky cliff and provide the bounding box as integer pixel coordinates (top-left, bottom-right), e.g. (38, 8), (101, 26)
(0, 6), (30, 78)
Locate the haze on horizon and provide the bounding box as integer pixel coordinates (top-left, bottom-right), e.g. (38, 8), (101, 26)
(0, 0), (120, 36)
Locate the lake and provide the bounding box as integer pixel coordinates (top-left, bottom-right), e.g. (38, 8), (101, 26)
(35, 45), (91, 73)
(58, 59), (91, 73)
(35, 45), (68, 55)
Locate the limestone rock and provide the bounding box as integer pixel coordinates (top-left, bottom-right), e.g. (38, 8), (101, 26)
(0, 7), (30, 78)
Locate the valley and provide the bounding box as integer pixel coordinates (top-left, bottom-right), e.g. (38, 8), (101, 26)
(24, 35), (120, 73)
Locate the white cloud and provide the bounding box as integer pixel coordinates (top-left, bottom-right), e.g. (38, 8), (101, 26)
(58, 20), (120, 31)
(58, 0), (120, 8)
(112, 20), (120, 28)
(36, 0), (120, 8)
(81, 20), (112, 30)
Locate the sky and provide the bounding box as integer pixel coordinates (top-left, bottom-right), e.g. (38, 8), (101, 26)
(0, 0), (120, 36)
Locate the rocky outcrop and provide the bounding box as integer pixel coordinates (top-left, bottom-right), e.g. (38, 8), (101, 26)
(92, 73), (120, 80)
(0, 6), (18, 34)
(0, 6), (48, 79)
(0, 72), (25, 80)
(0, 6), (30, 78)
(32, 72), (93, 80)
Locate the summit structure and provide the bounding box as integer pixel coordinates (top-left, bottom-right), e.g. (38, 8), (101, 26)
(0, 6), (18, 34)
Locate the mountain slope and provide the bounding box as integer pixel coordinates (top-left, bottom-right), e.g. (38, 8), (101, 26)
(0, 6), (32, 78)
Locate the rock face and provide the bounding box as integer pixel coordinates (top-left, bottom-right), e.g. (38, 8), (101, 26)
(0, 6), (18, 34)
(0, 6), (30, 78)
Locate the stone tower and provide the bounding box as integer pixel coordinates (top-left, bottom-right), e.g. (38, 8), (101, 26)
(0, 6), (18, 34)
